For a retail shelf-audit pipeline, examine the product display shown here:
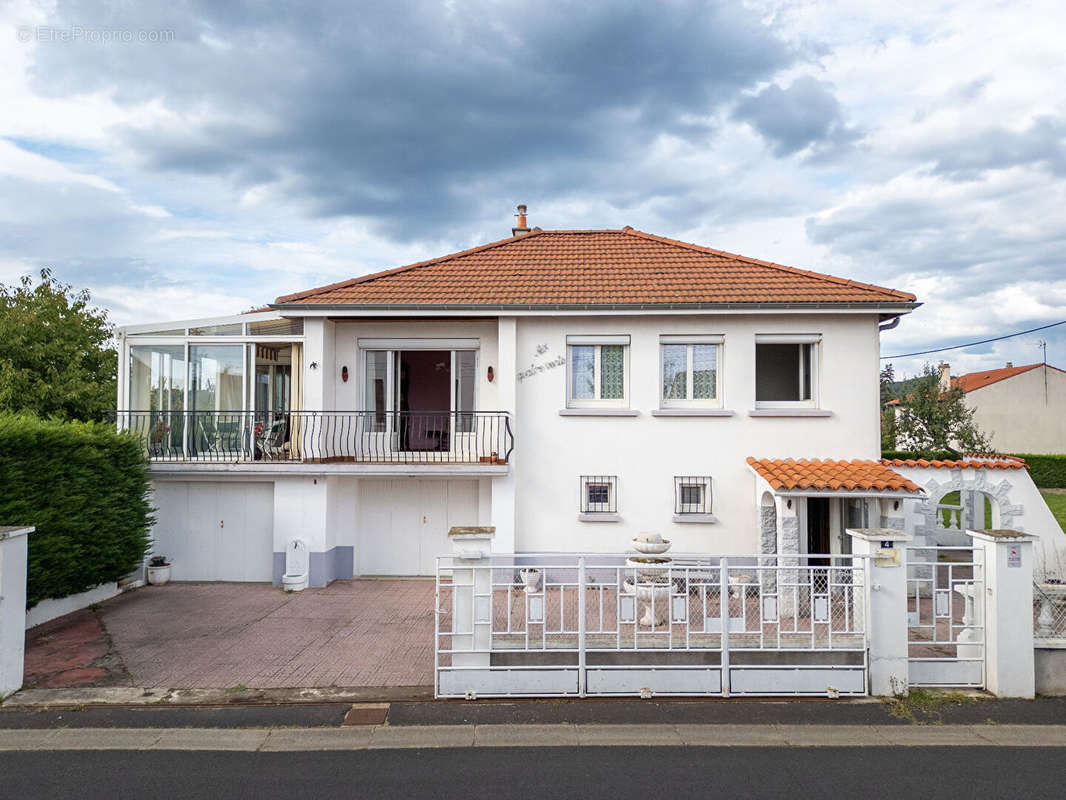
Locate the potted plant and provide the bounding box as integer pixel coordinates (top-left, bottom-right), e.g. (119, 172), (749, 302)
(147, 555), (172, 586)
(519, 567), (542, 593)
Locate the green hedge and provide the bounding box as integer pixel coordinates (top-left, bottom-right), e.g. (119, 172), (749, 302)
(0, 414), (153, 608)
(881, 450), (959, 461)
(1007, 454), (1066, 489)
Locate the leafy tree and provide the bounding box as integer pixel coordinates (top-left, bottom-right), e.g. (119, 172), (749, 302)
(892, 363), (991, 457)
(0, 270), (116, 420)
(879, 364), (898, 451)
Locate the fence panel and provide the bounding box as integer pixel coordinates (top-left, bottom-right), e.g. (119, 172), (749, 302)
(435, 553), (868, 698)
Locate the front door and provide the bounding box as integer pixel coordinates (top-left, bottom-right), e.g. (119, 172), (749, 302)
(806, 497), (831, 566)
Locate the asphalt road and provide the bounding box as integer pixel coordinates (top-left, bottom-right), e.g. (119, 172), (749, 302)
(4, 746), (1065, 799)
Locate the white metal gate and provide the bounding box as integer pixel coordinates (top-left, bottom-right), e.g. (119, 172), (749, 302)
(435, 553), (869, 698)
(906, 545), (985, 688)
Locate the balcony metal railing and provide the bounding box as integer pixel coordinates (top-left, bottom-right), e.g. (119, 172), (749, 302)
(107, 410), (514, 465)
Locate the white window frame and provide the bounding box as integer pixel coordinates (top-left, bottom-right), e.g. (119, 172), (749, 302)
(566, 335), (630, 408)
(659, 335), (723, 409)
(675, 476), (713, 514)
(754, 334), (821, 409)
(581, 475), (618, 514)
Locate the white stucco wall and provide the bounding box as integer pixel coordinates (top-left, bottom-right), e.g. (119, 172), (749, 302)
(964, 366), (1066, 454)
(510, 312), (883, 554)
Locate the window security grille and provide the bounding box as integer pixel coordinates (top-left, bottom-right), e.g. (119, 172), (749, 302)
(580, 475), (618, 513)
(674, 476), (712, 514)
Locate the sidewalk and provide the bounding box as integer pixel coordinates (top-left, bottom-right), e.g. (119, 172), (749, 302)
(1, 723), (1065, 751)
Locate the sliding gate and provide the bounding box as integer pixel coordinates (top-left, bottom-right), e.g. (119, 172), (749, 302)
(906, 545), (985, 687)
(435, 553), (869, 698)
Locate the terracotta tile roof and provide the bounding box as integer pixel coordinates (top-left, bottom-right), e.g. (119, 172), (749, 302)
(746, 457), (923, 493)
(953, 362), (1064, 393)
(274, 228), (917, 308)
(881, 457), (1026, 470)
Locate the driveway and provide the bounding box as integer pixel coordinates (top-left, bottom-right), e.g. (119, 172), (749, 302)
(24, 580), (436, 690)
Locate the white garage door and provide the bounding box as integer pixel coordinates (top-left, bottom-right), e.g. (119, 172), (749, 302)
(152, 481), (274, 582)
(357, 479), (479, 575)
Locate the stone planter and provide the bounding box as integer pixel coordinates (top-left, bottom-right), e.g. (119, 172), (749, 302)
(147, 563), (171, 585)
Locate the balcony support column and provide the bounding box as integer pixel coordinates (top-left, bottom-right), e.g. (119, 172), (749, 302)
(491, 317), (517, 555)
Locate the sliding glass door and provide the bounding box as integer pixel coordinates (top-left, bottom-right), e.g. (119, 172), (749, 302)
(362, 347), (477, 458)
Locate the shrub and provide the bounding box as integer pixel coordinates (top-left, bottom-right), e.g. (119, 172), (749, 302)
(1008, 454), (1066, 489)
(0, 414), (153, 608)
(881, 450), (959, 462)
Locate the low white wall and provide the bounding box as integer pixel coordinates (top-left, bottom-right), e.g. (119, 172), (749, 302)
(1036, 648), (1066, 695)
(25, 582), (122, 629)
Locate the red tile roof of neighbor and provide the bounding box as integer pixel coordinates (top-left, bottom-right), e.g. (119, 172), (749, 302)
(953, 362), (1065, 393)
(881, 457), (1027, 470)
(746, 458), (924, 493)
(273, 228), (918, 307)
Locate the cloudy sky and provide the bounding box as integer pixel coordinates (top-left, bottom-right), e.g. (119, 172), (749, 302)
(3, 0), (1065, 377)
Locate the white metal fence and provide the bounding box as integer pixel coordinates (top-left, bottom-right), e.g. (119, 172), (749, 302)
(906, 545), (985, 687)
(1034, 582), (1066, 647)
(435, 553), (868, 698)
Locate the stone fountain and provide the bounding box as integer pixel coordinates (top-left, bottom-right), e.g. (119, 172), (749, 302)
(624, 533), (673, 626)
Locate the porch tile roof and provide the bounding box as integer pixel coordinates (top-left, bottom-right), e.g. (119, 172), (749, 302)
(273, 228), (917, 307)
(881, 456), (1026, 470)
(747, 457), (924, 494)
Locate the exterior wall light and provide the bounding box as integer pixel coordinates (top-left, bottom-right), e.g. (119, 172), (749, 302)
(341, 366), (349, 382)
(309, 362), (319, 370)
(487, 366), (494, 382)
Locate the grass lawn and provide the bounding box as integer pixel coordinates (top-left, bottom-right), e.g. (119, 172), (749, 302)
(1040, 490), (1066, 531)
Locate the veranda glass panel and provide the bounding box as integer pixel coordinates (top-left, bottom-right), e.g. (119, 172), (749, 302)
(662, 344), (686, 400)
(692, 344), (717, 399)
(129, 345), (185, 411)
(365, 350), (389, 432)
(189, 345), (244, 456)
(600, 345), (624, 399)
(570, 345), (595, 399)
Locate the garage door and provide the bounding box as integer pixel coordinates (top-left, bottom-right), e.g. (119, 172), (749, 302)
(151, 481), (274, 582)
(357, 479), (479, 575)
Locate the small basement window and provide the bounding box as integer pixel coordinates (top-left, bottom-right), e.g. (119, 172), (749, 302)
(675, 476), (712, 515)
(581, 475), (618, 514)
(755, 338), (818, 406)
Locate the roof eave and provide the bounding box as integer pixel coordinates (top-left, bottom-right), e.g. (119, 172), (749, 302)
(270, 301), (922, 314)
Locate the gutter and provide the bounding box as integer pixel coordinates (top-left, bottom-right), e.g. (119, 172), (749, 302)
(270, 301), (922, 314)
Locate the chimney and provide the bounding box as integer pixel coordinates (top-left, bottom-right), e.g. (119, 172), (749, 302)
(1005, 361), (1013, 368)
(512, 204), (531, 236)
(938, 362), (951, 392)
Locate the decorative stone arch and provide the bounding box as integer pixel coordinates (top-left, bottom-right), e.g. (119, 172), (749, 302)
(915, 469), (1024, 544)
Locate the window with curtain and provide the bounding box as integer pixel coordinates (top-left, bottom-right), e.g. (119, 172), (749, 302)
(661, 341), (720, 406)
(567, 338), (628, 407)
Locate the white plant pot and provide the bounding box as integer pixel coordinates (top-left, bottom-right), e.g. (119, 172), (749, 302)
(519, 568), (542, 593)
(631, 538), (672, 555)
(147, 564), (171, 586)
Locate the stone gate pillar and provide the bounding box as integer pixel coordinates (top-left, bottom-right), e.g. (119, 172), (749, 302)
(969, 529), (1038, 698)
(0, 526), (34, 697)
(847, 528), (913, 696)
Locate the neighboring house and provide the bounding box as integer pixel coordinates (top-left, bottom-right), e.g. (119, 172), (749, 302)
(947, 361), (1066, 455)
(116, 211), (932, 585)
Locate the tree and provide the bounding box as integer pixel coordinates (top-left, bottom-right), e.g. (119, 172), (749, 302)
(0, 269), (116, 420)
(879, 363), (897, 451)
(892, 363), (991, 456)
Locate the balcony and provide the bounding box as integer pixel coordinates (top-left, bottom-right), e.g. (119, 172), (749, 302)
(108, 411), (513, 468)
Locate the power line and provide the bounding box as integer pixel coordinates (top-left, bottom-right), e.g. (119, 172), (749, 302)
(881, 319), (1066, 360)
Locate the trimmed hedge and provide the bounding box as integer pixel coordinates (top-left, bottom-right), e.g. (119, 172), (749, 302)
(881, 450), (959, 462)
(0, 414), (153, 608)
(1007, 454), (1066, 489)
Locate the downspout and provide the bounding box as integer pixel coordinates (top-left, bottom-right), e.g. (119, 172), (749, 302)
(878, 316), (901, 332)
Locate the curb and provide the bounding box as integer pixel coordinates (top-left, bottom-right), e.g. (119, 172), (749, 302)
(0, 723), (1064, 751)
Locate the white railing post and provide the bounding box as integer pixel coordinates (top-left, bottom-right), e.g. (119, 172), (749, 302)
(445, 527), (495, 685)
(578, 556), (586, 697)
(0, 526), (34, 698)
(847, 528), (913, 696)
(969, 529), (1038, 698)
(720, 556), (730, 697)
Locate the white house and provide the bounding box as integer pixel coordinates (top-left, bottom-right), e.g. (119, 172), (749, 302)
(947, 361), (1066, 455)
(117, 212), (935, 585)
